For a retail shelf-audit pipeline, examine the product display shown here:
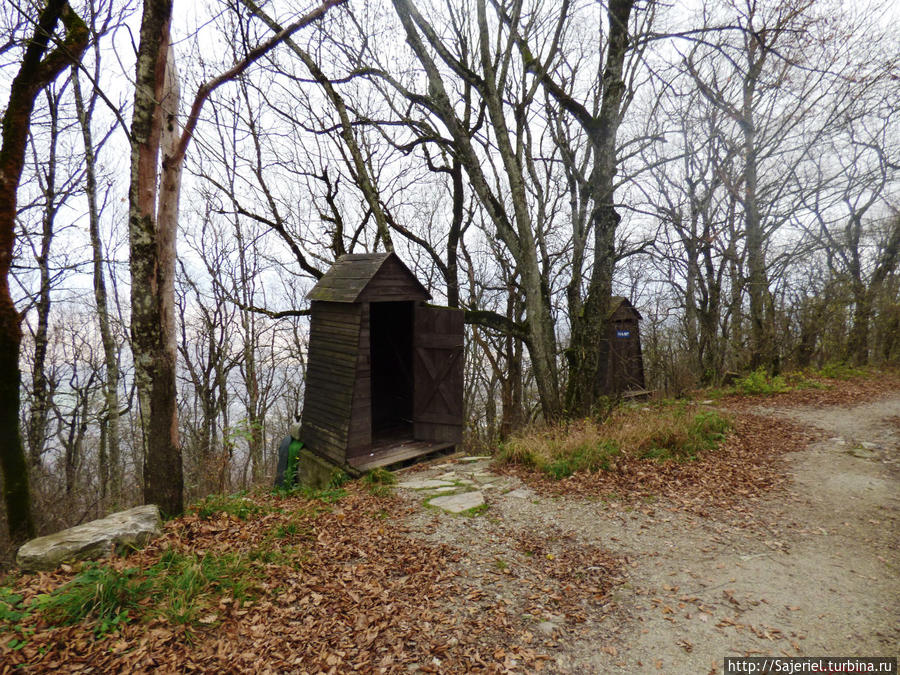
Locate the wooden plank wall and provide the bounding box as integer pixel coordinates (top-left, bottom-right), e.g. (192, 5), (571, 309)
(299, 302), (361, 465)
(358, 256), (428, 302)
(413, 305), (464, 444)
(347, 303), (372, 458)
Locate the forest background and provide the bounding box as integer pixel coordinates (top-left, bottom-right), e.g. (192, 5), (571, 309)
(0, 0), (897, 552)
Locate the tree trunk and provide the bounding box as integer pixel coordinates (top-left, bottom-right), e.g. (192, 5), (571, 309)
(128, 0), (344, 514)
(391, 0), (562, 420)
(683, 235), (702, 376)
(740, 35), (772, 372)
(847, 281), (871, 366)
(699, 238), (723, 380)
(242, 320), (263, 483)
(73, 68), (122, 501)
(128, 2), (183, 517)
(847, 213), (899, 366)
(446, 159), (463, 309)
(564, 0), (634, 416)
(743, 116), (769, 370)
(0, 1), (87, 544)
(27, 90), (59, 471)
(499, 300), (525, 439)
(474, 0), (561, 419)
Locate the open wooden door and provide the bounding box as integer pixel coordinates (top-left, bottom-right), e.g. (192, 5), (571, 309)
(413, 305), (464, 444)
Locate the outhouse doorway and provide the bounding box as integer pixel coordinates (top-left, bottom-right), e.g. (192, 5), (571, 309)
(370, 301), (414, 444)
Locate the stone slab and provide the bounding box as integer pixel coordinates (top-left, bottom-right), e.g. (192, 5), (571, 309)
(848, 447), (877, 459)
(428, 491), (485, 514)
(16, 505), (161, 572)
(398, 479), (455, 490)
(505, 488), (534, 500)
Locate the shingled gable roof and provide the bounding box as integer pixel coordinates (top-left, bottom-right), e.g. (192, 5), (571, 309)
(306, 252), (432, 303)
(609, 296), (643, 320)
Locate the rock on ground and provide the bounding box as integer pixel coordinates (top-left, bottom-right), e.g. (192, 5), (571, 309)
(16, 505), (162, 572)
(427, 491), (485, 514)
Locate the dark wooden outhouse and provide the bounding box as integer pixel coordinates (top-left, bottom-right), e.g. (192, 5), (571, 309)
(602, 297), (646, 395)
(299, 253), (464, 472)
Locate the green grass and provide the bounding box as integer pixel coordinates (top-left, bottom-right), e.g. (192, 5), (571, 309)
(638, 410), (730, 461)
(2, 549), (256, 639)
(497, 423), (623, 479)
(362, 468), (396, 497)
(192, 492), (265, 520)
(273, 522), (300, 539)
(543, 440), (621, 478)
(328, 470), (350, 488)
(731, 368), (791, 396)
(422, 497), (489, 517)
(498, 402), (732, 479)
(247, 545), (297, 568)
(713, 367), (844, 398)
(296, 486), (347, 503)
(0, 587), (29, 624)
(33, 564), (149, 636)
(272, 469), (349, 502)
(274, 483), (347, 503)
(266, 515), (316, 545)
(460, 503), (490, 517)
(1, 587), (35, 648)
(150, 550), (252, 625)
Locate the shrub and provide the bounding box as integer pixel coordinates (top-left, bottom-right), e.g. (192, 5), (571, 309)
(817, 362), (866, 380)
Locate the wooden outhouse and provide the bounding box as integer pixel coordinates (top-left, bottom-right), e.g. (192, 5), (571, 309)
(602, 297), (646, 395)
(299, 253), (464, 472)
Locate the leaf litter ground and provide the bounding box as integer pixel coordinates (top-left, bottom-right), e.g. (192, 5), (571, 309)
(3, 374), (898, 673)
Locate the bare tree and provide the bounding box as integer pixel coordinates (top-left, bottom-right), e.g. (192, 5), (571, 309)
(508, 0), (651, 415)
(0, 0), (87, 543)
(128, 0), (346, 516)
(641, 82), (739, 382)
(71, 0), (129, 503)
(794, 99), (899, 365)
(681, 0), (866, 371)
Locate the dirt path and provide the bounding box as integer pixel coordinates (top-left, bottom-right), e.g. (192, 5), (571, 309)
(395, 394), (900, 673)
